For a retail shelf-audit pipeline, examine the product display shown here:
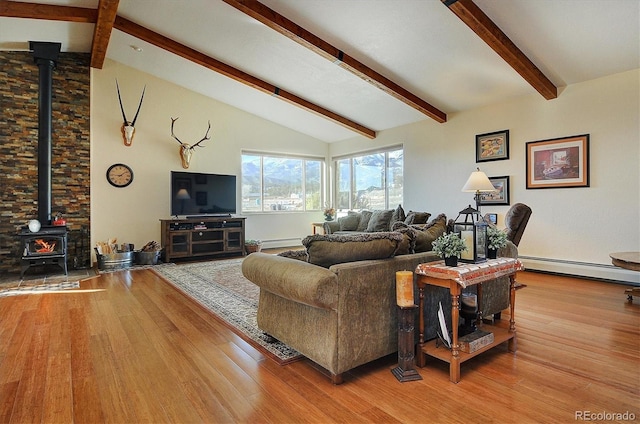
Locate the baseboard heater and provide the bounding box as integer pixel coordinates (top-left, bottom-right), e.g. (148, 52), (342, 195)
(519, 256), (639, 286)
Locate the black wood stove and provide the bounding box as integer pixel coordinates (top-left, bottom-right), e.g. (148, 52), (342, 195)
(16, 42), (70, 278)
(19, 226), (68, 278)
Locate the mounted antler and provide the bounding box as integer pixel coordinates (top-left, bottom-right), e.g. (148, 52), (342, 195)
(170, 117), (211, 169)
(116, 79), (146, 146)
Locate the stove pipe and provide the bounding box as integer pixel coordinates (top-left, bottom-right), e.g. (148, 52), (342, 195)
(30, 41), (61, 225)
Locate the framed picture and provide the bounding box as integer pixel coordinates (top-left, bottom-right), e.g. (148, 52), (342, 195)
(526, 134), (590, 189)
(476, 130), (509, 162)
(486, 213), (498, 225)
(480, 176), (510, 205)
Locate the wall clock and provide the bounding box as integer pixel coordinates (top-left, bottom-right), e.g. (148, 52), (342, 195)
(106, 163), (134, 188)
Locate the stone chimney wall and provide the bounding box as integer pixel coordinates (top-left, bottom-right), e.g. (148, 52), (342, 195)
(0, 51), (91, 274)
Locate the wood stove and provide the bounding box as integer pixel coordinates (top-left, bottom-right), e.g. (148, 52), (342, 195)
(19, 226), (68, 278)
(16, 42), (70, 278)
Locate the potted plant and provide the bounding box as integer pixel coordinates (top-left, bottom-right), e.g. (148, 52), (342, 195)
(323, 206), (335, 221)
(432, 232), (467, 267)
(487, 227), (508, 259)
(245, 239), (263, 254)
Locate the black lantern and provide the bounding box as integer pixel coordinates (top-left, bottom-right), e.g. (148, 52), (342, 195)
(453, 205), (488, 263)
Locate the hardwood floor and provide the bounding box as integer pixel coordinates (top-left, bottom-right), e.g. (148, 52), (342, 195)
(0, 265), (638, 423)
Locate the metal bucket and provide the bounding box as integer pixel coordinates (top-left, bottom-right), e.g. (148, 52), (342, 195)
(97, 251), (134, 270)
(135, 250), (161, 265)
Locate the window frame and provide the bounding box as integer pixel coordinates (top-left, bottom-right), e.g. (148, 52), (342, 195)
(241, 150), (326, 214)
(332, 144), (403, 212)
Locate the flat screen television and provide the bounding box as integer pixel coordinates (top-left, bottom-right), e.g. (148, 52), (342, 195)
(171, 171), (237, 217)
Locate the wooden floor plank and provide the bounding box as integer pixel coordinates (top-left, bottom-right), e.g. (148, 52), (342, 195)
(0, 267), (637, 423)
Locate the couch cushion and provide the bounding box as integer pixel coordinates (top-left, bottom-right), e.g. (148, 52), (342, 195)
(277, 249), (309, 262)
(414, 213), (447, 252)
(302, 232), (403, 268)
(390, 204), (406, 230)
(338, 213), (361, 231)
(356, 210), (373, 232)
(390, 224), (417, 255)
(366, 209), (394, 232)
(405, 211), (431, 225)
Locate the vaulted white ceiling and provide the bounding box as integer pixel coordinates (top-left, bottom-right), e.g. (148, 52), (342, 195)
(1, 0), (638, 142)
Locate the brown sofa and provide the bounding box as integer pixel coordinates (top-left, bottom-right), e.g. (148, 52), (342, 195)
(242, 249), (440, 384)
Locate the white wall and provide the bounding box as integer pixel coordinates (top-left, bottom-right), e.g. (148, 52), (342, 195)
(91, 61), (639, 283)
(90, 60), (328, 254)
(331, 69), (640, 283)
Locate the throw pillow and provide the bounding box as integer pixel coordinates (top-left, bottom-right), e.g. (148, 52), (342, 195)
(302, 232), (403, 268)
(356, 210), (373, 232)
(390, 204), (406, 230)
(366, 209), (394, 232)
(338, 213), (360, 231)
(414, 213), (447, 252)
(391, 222), (417, 255)
(405, 211), (431, 225)
(277, 249), (309, 262)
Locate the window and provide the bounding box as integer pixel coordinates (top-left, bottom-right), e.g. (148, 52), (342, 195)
(334, 146), (403, 211)
(241, 152), (324, 213)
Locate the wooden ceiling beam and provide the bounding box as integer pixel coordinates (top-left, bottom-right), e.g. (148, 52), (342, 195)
(223, 0), (447, 123)
(443, 0), (557, 100)
(113, 16), (376, 139)
(0, 0), (97, 22)
(90, 0), (119, 69)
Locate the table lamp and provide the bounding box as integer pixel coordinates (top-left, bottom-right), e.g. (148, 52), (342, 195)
(462, 168), (495, 215)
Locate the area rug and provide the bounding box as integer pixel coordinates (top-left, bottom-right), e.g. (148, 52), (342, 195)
(152, 258), (302, 365)
(0, 281), (80, 298)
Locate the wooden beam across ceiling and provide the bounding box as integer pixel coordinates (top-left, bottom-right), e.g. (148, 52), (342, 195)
(0, 0), (96, 22)
(0, 1), (375, 138)
(443, 0), (557, 100)
(223, 0), (447, 124)
(113, 16), (376, 139)
(90, 0), (119, 69)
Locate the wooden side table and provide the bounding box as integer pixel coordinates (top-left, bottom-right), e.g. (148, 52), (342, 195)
(609, 252), (640, 301)
(311, 222), (326, 235)
(415, 258), (523, 383)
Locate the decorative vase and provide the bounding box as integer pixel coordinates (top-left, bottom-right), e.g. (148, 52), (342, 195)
(487, 248), (498, 259)
(444, 256), (458, 267)
(324, 215), (333, 221)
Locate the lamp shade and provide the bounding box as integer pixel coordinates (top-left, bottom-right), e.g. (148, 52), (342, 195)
(176, 188), (191, 200)
(462, 169), (495, 192)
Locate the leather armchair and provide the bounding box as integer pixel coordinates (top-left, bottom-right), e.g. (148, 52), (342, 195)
(504, 203), (532, 247)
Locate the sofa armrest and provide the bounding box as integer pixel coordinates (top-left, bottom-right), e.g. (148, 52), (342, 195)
(323, 220), (339, 234)
(242, 252), (338, 310)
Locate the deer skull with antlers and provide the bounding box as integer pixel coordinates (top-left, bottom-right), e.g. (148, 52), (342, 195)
(116, 80), (146, 146)
(170, 117), (211, 169)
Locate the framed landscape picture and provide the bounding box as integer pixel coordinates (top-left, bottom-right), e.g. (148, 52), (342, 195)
(480, 176), (510, 205)
(526, 134), (590, 189)
(476, 130), (509, 162)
